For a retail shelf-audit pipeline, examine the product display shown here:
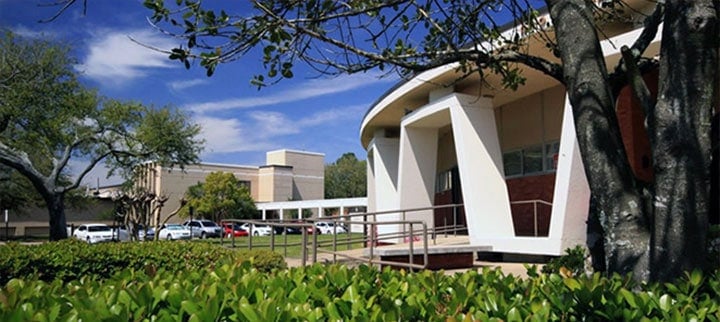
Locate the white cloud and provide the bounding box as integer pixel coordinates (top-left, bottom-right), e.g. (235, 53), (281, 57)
(78, 29), (176, 84)
(186, 72), (395, 113)
(196, 103), (367, 156)
(169, 78), (208, 91)
(196, 116), (278, 155)
(11, 25), (52, 38)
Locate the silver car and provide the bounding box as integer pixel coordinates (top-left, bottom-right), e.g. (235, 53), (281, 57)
(182, 219), (222, 238)
(157, 224), (192, 240)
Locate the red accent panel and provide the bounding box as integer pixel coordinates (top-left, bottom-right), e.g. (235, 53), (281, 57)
(506, 174), (555, 236)
(615, 69), (658, 182)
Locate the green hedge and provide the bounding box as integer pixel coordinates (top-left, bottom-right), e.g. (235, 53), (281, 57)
(0, 239), (286, 284)
(1, 262), (719, 321)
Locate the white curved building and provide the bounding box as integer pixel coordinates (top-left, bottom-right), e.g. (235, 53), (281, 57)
(359, 3), (662, 255)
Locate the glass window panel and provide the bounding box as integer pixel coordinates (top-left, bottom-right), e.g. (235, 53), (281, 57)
(435, 170), (453, 193)
(523, 145), (543, 174)
(503, 151), (522, 176)
(545, 141), (560, 170)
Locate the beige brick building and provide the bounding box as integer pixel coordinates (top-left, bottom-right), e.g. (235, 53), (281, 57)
(3, 149), (324, 238)
(137, 149), (324, 224)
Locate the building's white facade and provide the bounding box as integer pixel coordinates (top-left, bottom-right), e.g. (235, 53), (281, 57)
(360, 3), (662, 255)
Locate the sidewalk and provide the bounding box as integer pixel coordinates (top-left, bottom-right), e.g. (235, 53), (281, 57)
(284, 235), (539, 278)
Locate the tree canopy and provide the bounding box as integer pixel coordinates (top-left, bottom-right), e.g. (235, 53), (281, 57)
(139, 0), (718, 283)
(0, 31), (204, 240)
(180, 171), (257, 222)
(325, 153), (367, 199)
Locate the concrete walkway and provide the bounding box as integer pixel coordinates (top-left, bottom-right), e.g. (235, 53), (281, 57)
(284, 235), (539, 278)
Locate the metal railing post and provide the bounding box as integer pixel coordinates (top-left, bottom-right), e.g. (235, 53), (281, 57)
(369, 222), (375, 267)
(409, 223), (414, 268)
(270, 226), (275, 251)
(423, 223), (428, 269)
(443, 217), (447, 238)
(312, 225), (318, 264)
(332, 222), (337, 263)
(534, 201), (538, 237)
(248, 224), (253, 250)
(453, 205), (457, 237)
(301, 227), (307, 267)
(283, 230), (288, 257)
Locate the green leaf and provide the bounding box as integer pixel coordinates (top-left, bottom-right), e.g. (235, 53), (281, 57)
(506, 307), (522, 322)
(620, 289), (637, 308)
(563, 278), (581, 291)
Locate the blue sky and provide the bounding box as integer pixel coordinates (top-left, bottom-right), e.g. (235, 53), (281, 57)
(0, 0), (397, 185)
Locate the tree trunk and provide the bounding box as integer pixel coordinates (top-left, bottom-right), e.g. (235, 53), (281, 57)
(547, 0), (652, 281)
(46, 193), (68, 241)
(650, 0), (717, 281)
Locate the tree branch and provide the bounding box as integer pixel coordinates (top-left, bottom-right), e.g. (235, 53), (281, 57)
(609, 2), (664, 93)
(620, 45), (655, 135)
(0, 141), (51, 194)
(495, 50), (565, 84)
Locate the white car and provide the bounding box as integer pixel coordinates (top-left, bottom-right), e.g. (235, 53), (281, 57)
(183, 219), (223, 238)
(157, 224), (192, 240)
(240, 223), (273, 236)
(73, 223), (114, 244)
(314, 221), (347, 234)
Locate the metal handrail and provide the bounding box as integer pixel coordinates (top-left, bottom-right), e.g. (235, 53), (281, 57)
(510, 199), (553, 237)
(217, 203), (466, 270)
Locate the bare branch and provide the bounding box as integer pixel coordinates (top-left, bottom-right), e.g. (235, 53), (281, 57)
(38, 0), (86, 23)
(620, 45), (655, 133)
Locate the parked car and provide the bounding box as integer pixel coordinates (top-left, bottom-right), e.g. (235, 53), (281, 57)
(182, 219), (223, 238)
(157, 224), (192, 240)
(73, 223), (114, 244)
(136, 225), (155, 241)
(113, 226), (130, 242)
(273, 222), (314, 235)
(314, 221), (347, 234)
(222, 223), (249, 238)
(240, 223), (273, 236)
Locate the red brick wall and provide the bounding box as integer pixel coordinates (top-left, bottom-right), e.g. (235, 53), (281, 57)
(506, 174), (555, 236)
(433, 190), (465, 229)
(615, 69), (658, 182)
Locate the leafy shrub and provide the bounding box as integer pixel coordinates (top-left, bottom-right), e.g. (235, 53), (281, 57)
(1, 262), (719, 321)
(542, 245), (587, 276)
(239, 249), (287, 272)
(0, 239), (285, 284)
(709, 225), (720, 267)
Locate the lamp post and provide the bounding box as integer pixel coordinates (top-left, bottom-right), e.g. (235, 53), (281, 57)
(4, 209), (8, 242)
(189, 206), (194, 239)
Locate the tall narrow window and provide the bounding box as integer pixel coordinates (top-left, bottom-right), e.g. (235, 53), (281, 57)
(523, 145), (543, 174)
(545, 141), (560, 170)
(503, 150), (522, 176)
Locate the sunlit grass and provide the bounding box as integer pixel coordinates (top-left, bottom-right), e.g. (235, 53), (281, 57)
(192, 233), (366, 258)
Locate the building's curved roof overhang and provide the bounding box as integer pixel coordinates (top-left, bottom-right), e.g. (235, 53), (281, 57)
(359, 1), (660, 149)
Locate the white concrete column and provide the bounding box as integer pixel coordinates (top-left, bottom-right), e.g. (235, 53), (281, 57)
(318, 207), (323, 218)
(366, 150), (377, 214)
(449, 95), (515, 244)
(367, 130), (400, 239)
(297, 208), (302, 219)
(367, 131), (400, 212)
(548, 95), (589, 252)
(279, 208), (284, 221)
(262, 209), (266, 220)
(397, 126), (438, 230)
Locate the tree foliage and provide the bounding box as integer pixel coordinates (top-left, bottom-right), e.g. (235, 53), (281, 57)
(325, 153), (367, 199)
(0, 165), (40, 212)
(140, 0), (718, 283)
(180, 171), (257, 222)
(0, 31), (204, 240)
